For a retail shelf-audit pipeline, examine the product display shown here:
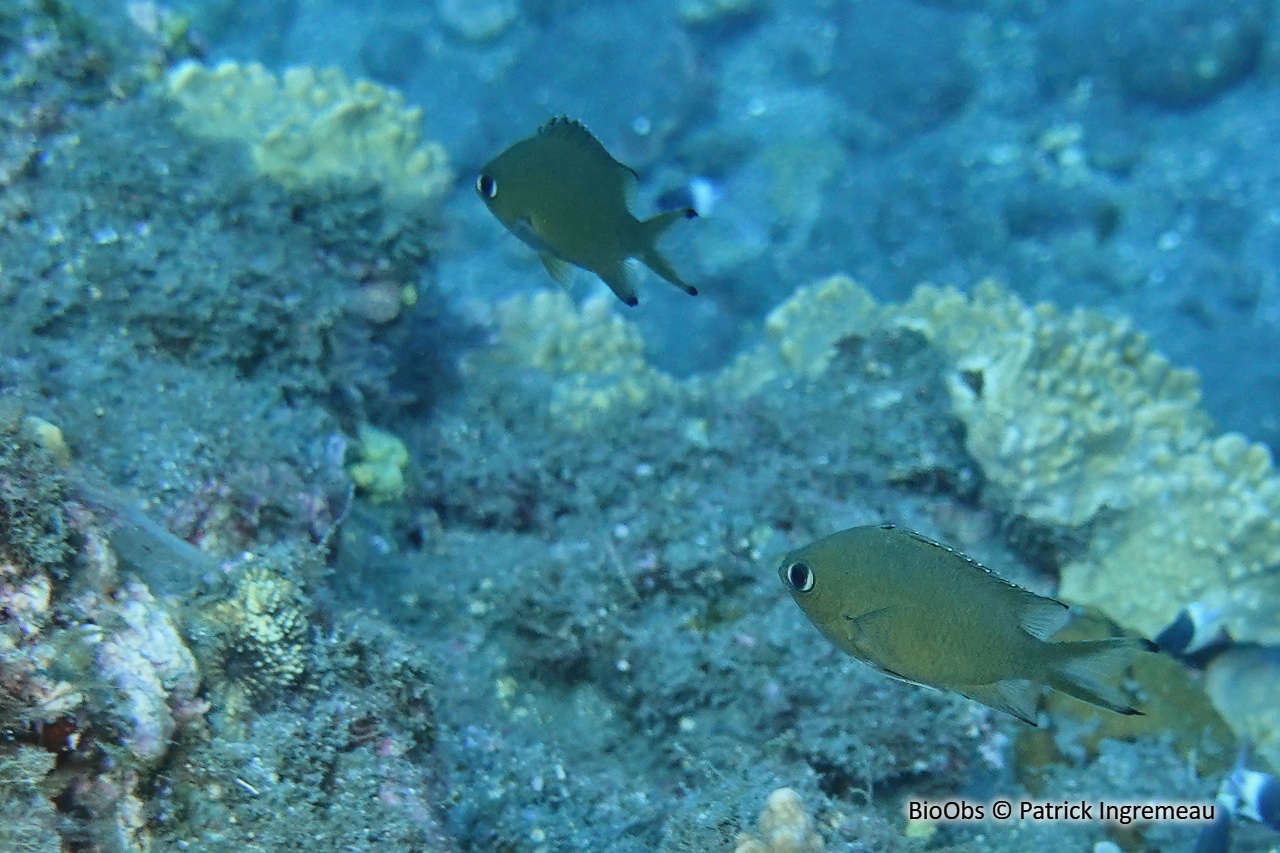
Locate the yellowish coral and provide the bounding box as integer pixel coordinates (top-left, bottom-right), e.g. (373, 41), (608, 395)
(22, 416), (71, 466)
(192, 562), (309, 703)
(165, 60), (451, 203)
(716, 275), (880, 398)
(476, 291), (678, 428)
(734, 787), (823, 853)
(347, 423), (410, 504)
(888, 280), (1210, 527)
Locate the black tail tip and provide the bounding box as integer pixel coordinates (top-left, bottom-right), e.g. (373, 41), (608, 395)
(685, 285), (698, 296)
(1118, 706), (1145, 717)
(623, 295), (639, 307)
(683, 207), (698, 219)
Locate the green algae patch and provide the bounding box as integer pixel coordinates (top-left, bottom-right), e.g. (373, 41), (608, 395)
(164, 60), (451, 204)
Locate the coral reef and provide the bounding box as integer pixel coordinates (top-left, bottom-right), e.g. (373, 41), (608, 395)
(165, 60), (452, 203)
(731, 277), (1280, 649)
(473, 278), (1279, 786)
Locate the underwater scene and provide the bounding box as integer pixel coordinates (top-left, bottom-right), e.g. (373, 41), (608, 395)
(3, 0), (1280, 850)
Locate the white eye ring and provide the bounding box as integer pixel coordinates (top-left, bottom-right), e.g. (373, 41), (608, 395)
(784, 562), (814, 593)
(477, 174), (497, 199)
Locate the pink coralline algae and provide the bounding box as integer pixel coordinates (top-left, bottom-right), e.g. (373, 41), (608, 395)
(95, 580), (203, 765)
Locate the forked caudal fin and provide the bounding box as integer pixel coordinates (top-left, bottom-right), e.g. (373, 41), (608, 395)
(1046, 637), (1149, 716)
(638, 208), (698, 297)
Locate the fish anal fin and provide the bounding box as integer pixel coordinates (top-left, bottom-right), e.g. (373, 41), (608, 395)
(538, 253), (574, 288)
(596, 261), (639, 307)
(957, 679), (1040, 726)
(1017, 595), (1071, 641)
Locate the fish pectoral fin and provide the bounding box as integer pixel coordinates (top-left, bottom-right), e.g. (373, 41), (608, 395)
(538, 254), (574, 288)
(842, 606), (896, 645)
(956, 680), (1041, 727)
(511, 217), (554, 255)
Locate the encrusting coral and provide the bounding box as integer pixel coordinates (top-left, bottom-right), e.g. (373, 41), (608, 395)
(164, 60), (452, 203)
(470, 290), (678, 428)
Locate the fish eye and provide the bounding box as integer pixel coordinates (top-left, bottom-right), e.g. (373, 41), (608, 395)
(784, 561), (814, 593)
(477, 174), (497, 199)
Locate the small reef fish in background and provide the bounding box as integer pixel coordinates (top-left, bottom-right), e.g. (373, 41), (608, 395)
(778, 523), (1151, 726)
(476, 117), (699, 307)
(1194, 753), (1280, 853)
(1155, 600), (1232, 660)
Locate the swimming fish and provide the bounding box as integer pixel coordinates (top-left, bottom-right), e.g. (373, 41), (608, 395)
(476, 117), (698, 307)
(777, 523), (1149, 725)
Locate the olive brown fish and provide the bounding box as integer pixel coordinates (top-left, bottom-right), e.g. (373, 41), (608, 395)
(476, 117), (699, 306)
(778, 523), (1153, 725)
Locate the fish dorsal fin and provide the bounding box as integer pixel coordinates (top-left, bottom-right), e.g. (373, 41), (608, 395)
(900, 526), (1048, 598)
(538, 116), (639, 182)
(1016, 594), (1071, 641)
